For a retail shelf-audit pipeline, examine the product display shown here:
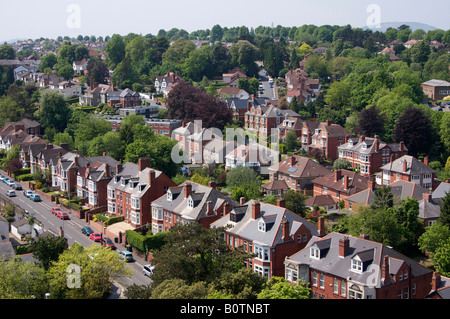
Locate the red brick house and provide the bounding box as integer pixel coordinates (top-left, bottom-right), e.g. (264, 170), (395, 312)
(427, 272), (450, 299)
(151, 181), (238, 234)
(421, 79), (450, 101)
(312, 169), (370, 203)
(267, 155), (331, 195)
(337, 135), (408, 177)
(211, 200), (325, 279)
(285, 232), (433, 299)
(308, 120), (352, 160)
(106, 157), (176, 228)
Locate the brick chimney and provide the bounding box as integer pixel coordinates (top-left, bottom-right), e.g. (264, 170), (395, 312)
(334, 170), (341, 182)
(403, 159), (407, 173)
(240, 197), (246, 205)
(368, 176), (376, 191)
(208, 181), (216, 189)
(138, 157), (151, 172)
(318, 216), (325, 236)
(432, 271), (441, 291)
(343, 175), (349, 190)
(222, 202), (232, 216)
(382, 255), (390, 285)
(104, 163), (110, 178)
(277, 198), (286, 208)
(359, 135), (365, 143)
(424, 156), (429, 166)
(252, 201), (261, 219)
(422, 192), (432, 202)
(339, 236), (350, 257)
(289, 156), (295, 166)
(115, 163), (123, 175)
(184, 183), (192, 199)
(149, 170), (156, 186)
(74, 156), (79, 167)
(374, 135), (380, 152)
(400, 141), (405, 151)
(206, 200), (214, 216)
(281, 217), (290, 241)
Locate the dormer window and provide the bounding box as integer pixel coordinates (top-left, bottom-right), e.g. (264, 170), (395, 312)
(258, 220), (266, 232)
(310, 247), (320, 259)
(351, 259), (363, 273)
(188, 199), (194, 208)
(167, 192), (173, 201)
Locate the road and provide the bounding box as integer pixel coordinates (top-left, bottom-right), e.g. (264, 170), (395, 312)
(0, 176), (151, 290)
(257, 67), (278, 101)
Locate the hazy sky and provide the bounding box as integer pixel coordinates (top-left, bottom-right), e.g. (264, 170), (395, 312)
(1, 0), (449, 42)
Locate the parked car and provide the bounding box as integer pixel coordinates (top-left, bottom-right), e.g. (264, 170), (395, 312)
(118, 250), (133, 262)
(143, 264), (155, 277)
(23, 190), (33, 197)
(7, 180), (15, 187)
(101, 237), (116, 250)
(56, 211), (69, 220)
(81, 226), (94, 236)
(29, 194), (41, 202)
(90, 233), (102, 242)
(51, 207), (61, 215)
(12, 183), (22, 190)
(6, 190), (16, 197)
(1, 177), (9, 183)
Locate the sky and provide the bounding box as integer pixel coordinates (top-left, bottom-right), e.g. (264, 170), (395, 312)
(1, 0), (449, 42)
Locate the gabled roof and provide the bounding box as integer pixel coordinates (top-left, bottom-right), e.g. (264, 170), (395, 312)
(389, 180), (430, 201)
(313, 169), (369, 195)
(287, 232), (432, 288)
(268, 155), (331, 179)
(211, 200), (321, 247)
(380, 155), (435, 176)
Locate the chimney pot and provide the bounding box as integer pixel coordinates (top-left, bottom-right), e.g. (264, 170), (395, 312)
(240, 197), (246, 205)
(334, 170), (341, 182)
(403, 159), (407, 173)
(138, 157), (151, 172)
(343, 175), (349, 189)
(382, 255), (390, 284)
(184, 183), (192, 199)
(432, 271), (441, 291)
(424, 156), (429, 166)
(282, 217), (290, 241)
(318, 216), (325, 236)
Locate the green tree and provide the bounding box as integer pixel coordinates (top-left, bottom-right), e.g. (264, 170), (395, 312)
(257, 277), (310, 299)
(433, 239), (450, 277)
(283, 189), (308, 217)
(40, 53), (58, 71)
(285, 130), (298, 152)
(57, 63), (74, 80)
(0, 44), (16, 59)
(105, 34), (126, 67)
(440, 192), (450, 227)
(37, 90), (72, 136)
(30, 234), (68, 270)
(210, 24), (224, 42)
(210, 268), (266, 299)
(325, 80), (351, 109)
(418, 222), (450, 256)
(151, 279), (212, 299)
(47, 244), (132, 299)
(370, 185), (394, 210)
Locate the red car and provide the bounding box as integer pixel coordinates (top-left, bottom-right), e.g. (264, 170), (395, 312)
(90, 233), (102, 242)
(101, 237), (116, 250)
(56, 211), (69, 220)
(51, 207), (61, 215)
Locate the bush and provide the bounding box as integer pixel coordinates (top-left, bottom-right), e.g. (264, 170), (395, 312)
(35, 182), (43, 189)
(17, 174), (33, 181)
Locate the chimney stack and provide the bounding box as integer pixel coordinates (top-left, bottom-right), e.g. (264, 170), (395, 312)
(432, 271), (441, 291)
(206, 201), (213, 216)
(424, 156), (429, 166)
(252, 201), (261, 219)
(240, 197), (246, 205)
(138, 157), (151, 172)
(382, 255), (390, 284)
(400, 141), (405, 151)
(222, 202), (231, 216)
(318, 216), (325, 236)
(208, 181), (216, 189)
(281, 217), (290, 241)
(422, 192), (432, 202)
(116, 163), (123, 175)
(184, 183), (192, 199)
(374, 135), (380, 152)
(403, 159), (407, 173)
(339, 236), (350, 257)
(334, 170), (341, 182)
(343, 175), (349, 190)
(104, 164), (110, 178)
(277, 198), (286, 208)
(149, 170), (156, 186)
(359, 135), (365, 143)
(289, 156), (295, 167)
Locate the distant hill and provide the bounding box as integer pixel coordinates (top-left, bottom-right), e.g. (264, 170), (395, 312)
(363, 22), (438, 32)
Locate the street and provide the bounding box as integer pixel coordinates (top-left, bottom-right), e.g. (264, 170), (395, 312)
(0, 176), (152, 290)
(257, 67), (278, 101)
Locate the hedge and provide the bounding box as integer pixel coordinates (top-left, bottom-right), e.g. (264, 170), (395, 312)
(125, 230), (168, 253)
(16, 174), (33, 181)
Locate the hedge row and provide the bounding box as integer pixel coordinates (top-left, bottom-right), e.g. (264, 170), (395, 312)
(125, 230), (168, 253)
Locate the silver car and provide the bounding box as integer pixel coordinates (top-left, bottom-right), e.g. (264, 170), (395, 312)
(143, 264), (155, 277)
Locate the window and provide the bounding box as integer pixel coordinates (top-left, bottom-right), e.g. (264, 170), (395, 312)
(258, 221), (266, 232)
(341, 280), (346, 297)
(351, 259), (362, 273)
(131, 196), (140, 210)
(403, 287), (409, 299)
(188, 199), (194, 208)
(254, 245), (270, 261)
(319, 273), (324, 288)
(254, 265), (270, 279)
(333, 278), (338, 294)
(412, 283), (416, 296)
(167, 192), (172, 201)
(310, 247), (320, 259)
(312, 272), (318, 286)
(286, 269), (298, 283)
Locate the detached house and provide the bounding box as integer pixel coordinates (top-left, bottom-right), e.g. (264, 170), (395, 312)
(378, 155), (437, 191)
(155, 72), (183, 95)
(106, 158), (176, 228)
(308, 120), (352, 160)
(151, 181), (238, 234)
(73, 59), (88, 75)
(211, 200), (325, 279)
(268, 155), (331, 195)
(284, 233), (433, 299)
(337, 135), (408, 177)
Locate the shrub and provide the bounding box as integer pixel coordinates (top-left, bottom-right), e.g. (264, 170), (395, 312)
(17, 174), (33, 181)
(35, 182), (43, 189)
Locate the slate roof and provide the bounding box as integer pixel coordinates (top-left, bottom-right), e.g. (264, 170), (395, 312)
(380, 155), (436, 176)
(152, 181), (238, 222)
(418, 198), (441, 220)
(0, 242), (15, 261)
(338, 136), (406, 154)
(312, 169), (369, 196)
(287, 232), (432, 288)
(389, 180), (430, 201)
(432, 182), (450, 200)
(211, 200), (321, 247)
